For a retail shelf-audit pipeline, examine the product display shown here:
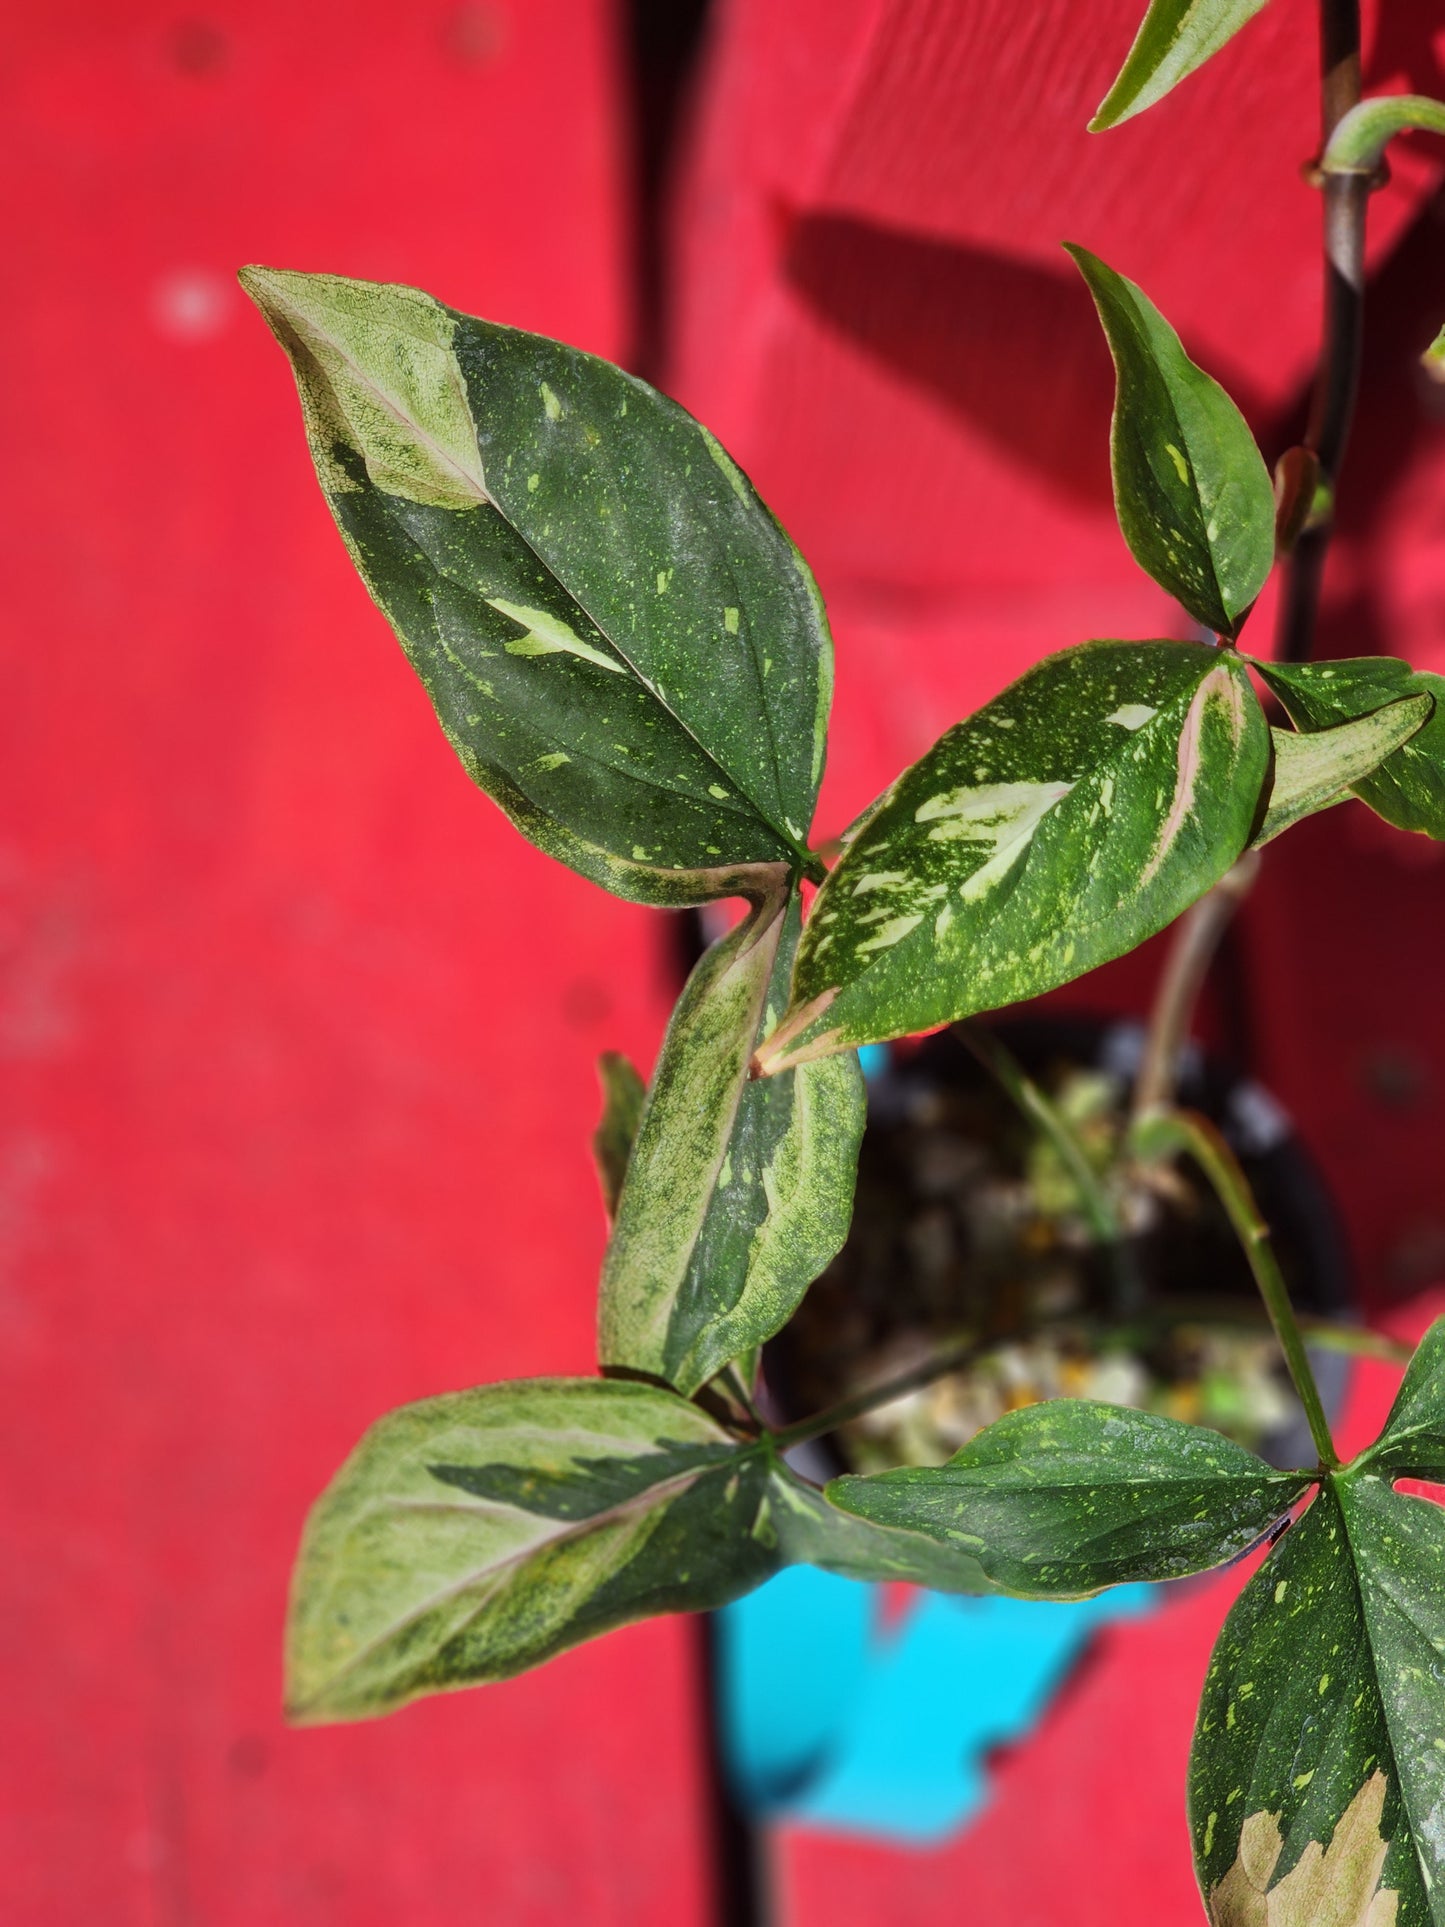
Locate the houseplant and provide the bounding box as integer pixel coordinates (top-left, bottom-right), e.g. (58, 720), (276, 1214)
(241, 1), (1445, 1915)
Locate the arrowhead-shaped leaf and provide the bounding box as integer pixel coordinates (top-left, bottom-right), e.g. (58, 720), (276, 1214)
(240, 267), (832, 904)
(285, 1377), (773, 1722)
(1257, 657), (1445, 838)
(1090, 0), (1272, 132)
(599, 883), (865, 1395)
(1191, 1477), (1445, 1925)
(592, 1051), (646, 1222)
(828, 1400), (1308, 1595)
(1067, 247), (1274, 636)
(757, 641), (1268, 1071)
(1353, 1315), (1445, 1481)
(286, 1377), (989, 1722)
(1253, 698), (1431, 847)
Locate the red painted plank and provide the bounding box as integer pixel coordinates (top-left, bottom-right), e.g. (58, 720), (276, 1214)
(0, 4), (712, 1922)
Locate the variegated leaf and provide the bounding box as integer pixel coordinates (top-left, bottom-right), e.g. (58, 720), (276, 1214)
(1090, 0), (1273, 132)
(757, 642), (1269, 1072)
(286, 1377), (988, 1722)
(240, 268), (831, 905)
(1191, 1476), (1445, 1926)
(592, 1051), (646, 1222)
(600, 883), (864, 1395)
(1352, 1315), (1445, 1481)
(1254, 699), (1431, 847)
(1257, 658), (1445, 839)
(1068, 247), (1274, 637)
(828, 1400), (1308, 1595)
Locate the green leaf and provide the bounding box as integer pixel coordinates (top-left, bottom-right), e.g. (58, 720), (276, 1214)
(768, 1461), (991, 1592)
(827, 1400), (1308, 1596)
(1253, 698), (1431, 847)
(1066, 246), (1274, 636)
(286, 1377), (773, 1722)
(240, 267), (832, 905)
(757, 641), (1268, 1072)
(592, 1051), (646, 1222)
(1424, 324), (1445, 383)
(599, 882), (865, 1395)
(1191, 1477), (1445, 1925)
(287, 1377), (990, 1722)
(1090, 0), (1272, 132)
(1257, 658), (1445, 838)
(1355, 1315), (1445, 1480)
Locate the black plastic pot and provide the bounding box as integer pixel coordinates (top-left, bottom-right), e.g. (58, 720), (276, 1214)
(766, 1014), (1355, 1476)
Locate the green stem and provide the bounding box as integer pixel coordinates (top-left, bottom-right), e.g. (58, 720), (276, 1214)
(960, 1021), (1142, 1314)
(1130, 1107), (1339, 1467)
(770, 1339), (980, 1453)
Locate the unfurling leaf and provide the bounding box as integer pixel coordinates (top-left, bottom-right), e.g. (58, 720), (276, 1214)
(599, 884), (864, 1396)
(1090, 0), (1272, 132)
(757, 641), (1268, 1072)
(1424, 325), (1445, 383)
(592, 1051), (646, 1221)
(1321, 93), (1445, 176)
(286, 1377), (988, 1722)
(1257, 658), (1445, 838)
(828, 1401), (1307, 1595)
(1253, 699), (1431, 848)
(241, 268), (831, 905)
(1190, 1476), (1445, 1925)
(1066, 247), (1274, 636)
(1273, 445), (1326, 558)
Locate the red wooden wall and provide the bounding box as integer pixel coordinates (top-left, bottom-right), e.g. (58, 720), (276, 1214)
(3, 4), (711, 1922)
(4, 0), (1445, 1921)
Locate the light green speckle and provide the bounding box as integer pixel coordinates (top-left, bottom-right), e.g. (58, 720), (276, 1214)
(527, 472), (540, 492)
(708, 784), (730, 800)
(724, 607), (740, 634)
(1293, 1770), (1315, 1790)
(632, 845), (649, 861)
(535, 751), (571, 772)
(540, 381), (562, 421)
(1164, 442), (1189, 484)
(1274, 1580), (1288, 1604)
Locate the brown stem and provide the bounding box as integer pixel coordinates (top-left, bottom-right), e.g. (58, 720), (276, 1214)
(1131, 853), (1260, 1123)
(1276, 0), (1368, 664)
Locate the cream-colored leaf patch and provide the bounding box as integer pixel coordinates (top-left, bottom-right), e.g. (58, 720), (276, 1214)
(1105, 703), (1158, 731)
(487, 598), (625, 675)
(240, 267), (487, 510)
(1207, 1773), (1398, 1927)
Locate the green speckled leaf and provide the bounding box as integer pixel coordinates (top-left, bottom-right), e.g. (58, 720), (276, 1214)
(1090, 0), (1272, 132)
(600, 882), (865, 1395)
(1356, 1316), (1445, 1480)
(1258, 658), (1445, 839)
(827, 1400), (1307, 1595)
(1190, 1477), (1445, 1926)
(592, 1050), (646, 1222)
(286, 1377), (989, 1723)
(1254, 699), (1431, 847)
(758, 642), (1268, 1071)
(1067, 247), (1274, 636)
(241, 267), (832, 904)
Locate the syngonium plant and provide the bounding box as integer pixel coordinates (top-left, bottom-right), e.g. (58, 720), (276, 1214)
(243, 5), (1445, 1918)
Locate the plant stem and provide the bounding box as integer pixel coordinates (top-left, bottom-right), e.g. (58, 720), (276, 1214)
(1276, 0), (1367, 664)
(1131, 852), (1260, 1123)
(770, 1340), (981, 1453)
(1130, 1107), (1339, 1467)
(959, 1021), (1142, 1314)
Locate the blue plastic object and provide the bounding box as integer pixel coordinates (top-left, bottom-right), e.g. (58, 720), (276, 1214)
(715, 1566), (1155, 1844)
